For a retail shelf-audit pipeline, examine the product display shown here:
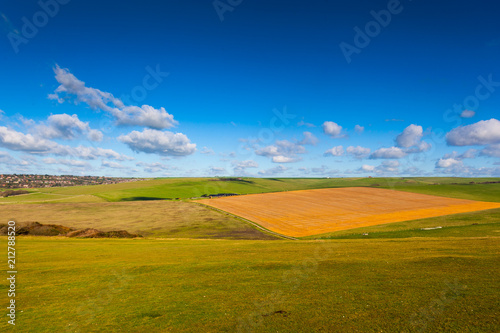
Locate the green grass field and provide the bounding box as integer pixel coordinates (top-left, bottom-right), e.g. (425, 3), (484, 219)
(0, 237), (498, 332)
(0, 177), (499, 332)
(3, 177), (499, 203)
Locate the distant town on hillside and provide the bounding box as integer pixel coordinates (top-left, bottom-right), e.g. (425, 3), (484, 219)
(0, 174), (143, 189)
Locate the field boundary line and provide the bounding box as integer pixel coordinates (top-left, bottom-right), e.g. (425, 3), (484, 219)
(193, 201), (298, 240)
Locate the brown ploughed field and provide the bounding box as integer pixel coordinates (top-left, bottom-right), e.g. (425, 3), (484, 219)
(198, 187), (500, 237)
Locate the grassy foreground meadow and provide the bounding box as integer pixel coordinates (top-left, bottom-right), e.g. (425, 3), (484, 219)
(0, 177), (499, 332)
(1, 237), (499, 332)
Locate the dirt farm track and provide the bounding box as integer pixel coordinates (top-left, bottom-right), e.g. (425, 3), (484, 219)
(199, 187), (500, 237)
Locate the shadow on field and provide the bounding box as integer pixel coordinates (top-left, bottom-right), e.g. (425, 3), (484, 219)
(119, 197), (169, 202)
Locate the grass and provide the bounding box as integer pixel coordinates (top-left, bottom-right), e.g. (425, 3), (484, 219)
(1, 178), (499, 331)
(0, 177), (497, 204)
(1, 201), (278, 240)
(306, 208), (500, 239)
(3, 177), (498, 204)
(0, 236), (498, 332)
(1, 177), (499, 240)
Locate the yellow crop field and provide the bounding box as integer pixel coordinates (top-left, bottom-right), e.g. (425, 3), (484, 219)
(199, 187), (500, 237)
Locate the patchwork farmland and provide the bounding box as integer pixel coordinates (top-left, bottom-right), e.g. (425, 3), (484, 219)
(1, 178), (499, 332)
(199, 187), (500, 237)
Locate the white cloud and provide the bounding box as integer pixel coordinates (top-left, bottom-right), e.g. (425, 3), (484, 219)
(346, 145), (370, 159)
(298, 165), (338, 176)
(446, 119), (500, 146)
(49, 65), (177, 129)
(396, 124), (423, 148)
(0, 126), (61, 153)
(480, 144), (500, 158)
(87, 129), (104, 142)
(370, 124), (430, 159)
(102, 160), (127, 169)
(436, 158), (462, 168)
(136, 162), (176, 173)
(375, 160), (400, 174)
(200, 147), (215, 155)
(460, 110), (475, 118)
(434, 157), (500, 176)
(255, 140), (306, 163)
(369, 147), (407, 159)
(298, 132), (318, 145)
(272, 156), (301, 163)
(0, 126), (139, 161)
(324, 145), (344, 157)
(297, 120), (315, 128)
(322, 121), (343, 138)
(232, 160), (258, 175)
(258, 165), (289, 176)
(43, 158), (90, 168)
(354, 125), (364, 133)
(359, 161), (399, 174)
(0, 150), (32, 167)
(35, 113), (103, 142)
(208, 166), (227, 175)
(71, 146), (133, 161)
(404, 141), (431, 154)
(443, 149), (477, 160)
(118, 129), (196, 156)
(360, 164), (375, 172)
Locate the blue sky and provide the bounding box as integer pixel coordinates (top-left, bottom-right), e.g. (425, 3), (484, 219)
(1, 0), (499, 177)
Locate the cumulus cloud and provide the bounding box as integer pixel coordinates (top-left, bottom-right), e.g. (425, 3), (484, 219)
(255, 140), (306, 163)
(0, 126), (139, 161)
(359, 164), (375, 172)
(369, 147), (407, 159)
(0, 151), (31, 167)
(49, 65), (177, 129)
(298, 165), (338, 176)
(102, 160), (128, 169)
(404, 141), (431, 154)
(208, 166), (227, 175)
(136, 162), (177, 173)
(358, 161), (400, 174)
(271, 156), (300, 163)
(298, 132), (318, 146)
(346, 145), (370, 159)
(434, 157), (500, 176)
(480, 144), (500, 158)
(396, 124), (423, 148)
(322, 121), (343, 138)
(232, 160), (258, 175)
(71, 146), (132, 161)
(443, 149), (477, 160)
(118, 129), (196, 156)
(460, 110), (475, 118)
(200, 147), (215, 155)
(43, 157), (90, 168)
(436, 158), (462, 168)
(370, 124), (430, 159)
(297, 120), (315, 128)
(35, 113), (102, 142)
(258, 165), (289, 176)
(375, 160), (400, 174)
(446, 119), (500, 146)
(324, 145), (344, 157)
(354, 125), (364, 133)
(0, 126), (61, 153)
